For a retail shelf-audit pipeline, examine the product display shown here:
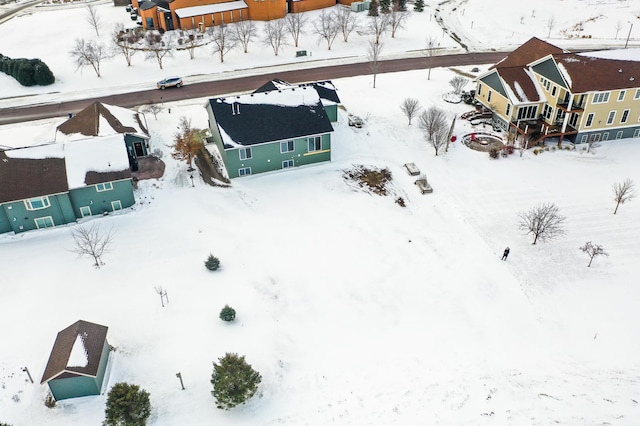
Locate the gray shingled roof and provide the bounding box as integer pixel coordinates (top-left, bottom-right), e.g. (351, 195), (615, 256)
(40, 320), (109, 384)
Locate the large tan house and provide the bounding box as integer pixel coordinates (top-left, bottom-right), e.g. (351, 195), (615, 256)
(475, 37), (640, 146)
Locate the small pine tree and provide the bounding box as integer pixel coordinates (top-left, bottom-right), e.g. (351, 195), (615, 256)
(219, 305), (236, 322)
(413, 0), (424, 12)
(368, 0), (379, 16)
(104, 383), (151, 426)
(211, 353), (262, 410)
(205, 254), (221, 271)
(0, 422), (13, 426)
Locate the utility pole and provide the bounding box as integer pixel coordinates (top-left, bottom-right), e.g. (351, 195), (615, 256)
(625, 22), (633, 49)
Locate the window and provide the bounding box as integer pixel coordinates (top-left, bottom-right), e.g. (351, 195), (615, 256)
(34, 216), (54, 229)
(111, 200), (122, 211)
(621, 109), (630, 123)
(280, 140), (294, 153)
(585, 113), (594, 127)
(79, 206), (92, 217)
(239, 147), (252, 160)
(616, 131), (624, 139)
(477, 84), (482, 95)
(592, 92), (610, 104)
(551, 86), (557, 97)
(634, 129), (640, 137)
(606, 111), (616, 125)
(569, 113), (579, 128)
(516, 105), (537, 120)
(635, 89), (640, 100)
(308, 136), (322, 152)
(581, 135), (588, 143)
(540, 77), (551, 91)
(505, 103), (511, 117)
(282, 159), (294, 168)
(96, 182), (113, 192)
(487, 91), (492, 102)
(543, 104), (553, 120)
(602, 132), (609, 141)
(25, 196), (50, 210)
(238, 167), (251, 176)
(589, 134), (601, 143)
(618, 90), (626, 102)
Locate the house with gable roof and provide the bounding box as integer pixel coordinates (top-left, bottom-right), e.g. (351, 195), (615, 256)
(56, 101), (150, 160)
(41, 320), (111, 401)
(0, 135), (135, 234)
(475, 37), (640, 146)
(205, 81), (335, 178)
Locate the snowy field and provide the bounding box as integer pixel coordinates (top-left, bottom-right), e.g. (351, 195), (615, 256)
(1, 0), (640, 425)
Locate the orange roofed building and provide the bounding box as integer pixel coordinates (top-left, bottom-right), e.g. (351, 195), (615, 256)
(133, 0), (346, 31)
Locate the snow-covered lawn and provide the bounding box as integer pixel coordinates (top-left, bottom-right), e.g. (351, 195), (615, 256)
(1, 0), (640, 424)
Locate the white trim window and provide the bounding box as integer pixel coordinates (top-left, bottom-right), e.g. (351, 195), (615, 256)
(79, 206), (92, 217)
(543, 104), (553, 120)
(96, 182), (113, 192)
(581, 135), (588, 143)
(239, 147), (252, 160)
(618, 90), (626, 102)
(585, 113), (594, 127)
(477, 84), (482, 95)
(592, 92), (610, 104)
(24, 196), (50, 210)
(238, 167), (251, 176)
(635, 89), (640, 100)
(34, 216), (54, 229)
(551, 86), (557, 97)
(516, 105), (537, 120)
(634, 129), (640, 137)
(602, 132), (609, 141)
(505, 103), (511, 117)
(616, 131), (624, 139)
(487, 90), (492, 102)
(621, 109), (630, 124)
(280, 140), (294, 153)
(282, 159), (294, 168)
(606, 111), (616, 125)
(111, 200), (122, 211)
(308, 136), (322, 152)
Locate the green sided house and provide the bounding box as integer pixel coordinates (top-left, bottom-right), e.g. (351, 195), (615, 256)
(41, 320), (111, 401)
(205, 80), (337, 178)
(56, 101), (151, 160)
(0, 135), (135, 234)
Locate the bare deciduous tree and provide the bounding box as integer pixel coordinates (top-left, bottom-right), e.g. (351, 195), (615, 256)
(366, 40), (383, 88)
(579, 241), (609, 267)
(70, 224), (114, 268)
(284, 12), (307, 47)
(615, 20), (623, 39)
(233, 20), (257, 53)
(263, 19), (287, 56)
(141, 102), (163, 120)
(449, 75), (468, 94)
(335, 6), (358, 42)
(85, 4), (102, 36)
(144, 31), (174, 69)
(613, 178), (635, 214)
(208, 23), (237, 63)
(400, 97), (421, 125)
(517, 202), (566, 245)
(70, 38), (110, 77)
(154, 285), (169, 307)
(178, 29), (209, 59)
(418, 106), (449, 156)
(368, 14), (389, 44)
(425, 36), (438, 80)
(546, 15), (556, 38)
(586, 136), (601, 154)
(112, 24), (141, 66)
(172, 116), (206, 171)
(388, 1), (408, 38)
(313, 10), (340, 50)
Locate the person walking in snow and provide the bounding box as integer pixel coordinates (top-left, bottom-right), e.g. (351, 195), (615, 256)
(501, 247), (510, 261)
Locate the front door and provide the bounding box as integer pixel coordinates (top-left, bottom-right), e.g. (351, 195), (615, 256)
(134, 141), (145, 157)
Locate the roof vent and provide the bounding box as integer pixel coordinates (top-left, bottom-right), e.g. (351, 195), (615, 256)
(231, 102), (240, 115)
(619, 69), (623, 73)
(631, 77), (635, 81)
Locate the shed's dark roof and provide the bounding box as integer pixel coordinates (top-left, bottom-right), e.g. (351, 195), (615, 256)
(0, 149), (68, 203)
(56, 102), (148, 140)
(40, 320), (109, 384)
(209, 87), (334, 147)
(301, 80), (341, 104)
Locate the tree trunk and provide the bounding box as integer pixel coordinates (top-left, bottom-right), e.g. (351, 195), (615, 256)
(614, 200), (620, 214)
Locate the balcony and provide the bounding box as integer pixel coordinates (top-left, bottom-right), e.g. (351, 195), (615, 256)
(556, 102), (585, 113)
(510, 118), (578, 147)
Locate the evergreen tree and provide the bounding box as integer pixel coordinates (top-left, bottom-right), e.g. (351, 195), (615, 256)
(379, 0), (390, 13)
(413, 0), (424, 12)
(211, 353), (262, 410)
(398, 0), (407, 11)
(104, 382), (151, 426)
(219, 305), (236, 322)
(205, 254), (220, 271)
(368, 0), (379, 16)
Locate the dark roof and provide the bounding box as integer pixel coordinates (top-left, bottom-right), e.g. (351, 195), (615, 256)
(57, 102), (148, 140)
(41, 320), (109, 384)
(492, 37), (566, 69)
(498, 67), (541, 103)
(0, 149), (68, 203)
(209, 87), (334, 147)
(85, 169), (131, 185)
(553, 53), (640, 93)
(253, 79), (293, 93)
(139, 1), (157, 10)
(300, 80), (341, 104)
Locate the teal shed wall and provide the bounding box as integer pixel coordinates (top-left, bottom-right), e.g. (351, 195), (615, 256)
(68, 179), (135, 217)
(224, 133), (331, 178)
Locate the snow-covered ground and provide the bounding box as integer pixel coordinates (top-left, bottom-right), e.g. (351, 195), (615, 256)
(1, 0), (640, 425)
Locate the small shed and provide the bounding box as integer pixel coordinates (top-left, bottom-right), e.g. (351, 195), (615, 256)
(40, 320), (111, 401)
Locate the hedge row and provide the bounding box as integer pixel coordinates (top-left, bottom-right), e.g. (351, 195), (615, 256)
(0, 54), (54, 86)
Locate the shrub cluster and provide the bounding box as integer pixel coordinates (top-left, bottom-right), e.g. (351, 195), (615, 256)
(0, 54), (55, 86)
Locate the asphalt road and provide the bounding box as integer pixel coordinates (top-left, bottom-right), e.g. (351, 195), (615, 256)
(0, 51), (506, 125)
